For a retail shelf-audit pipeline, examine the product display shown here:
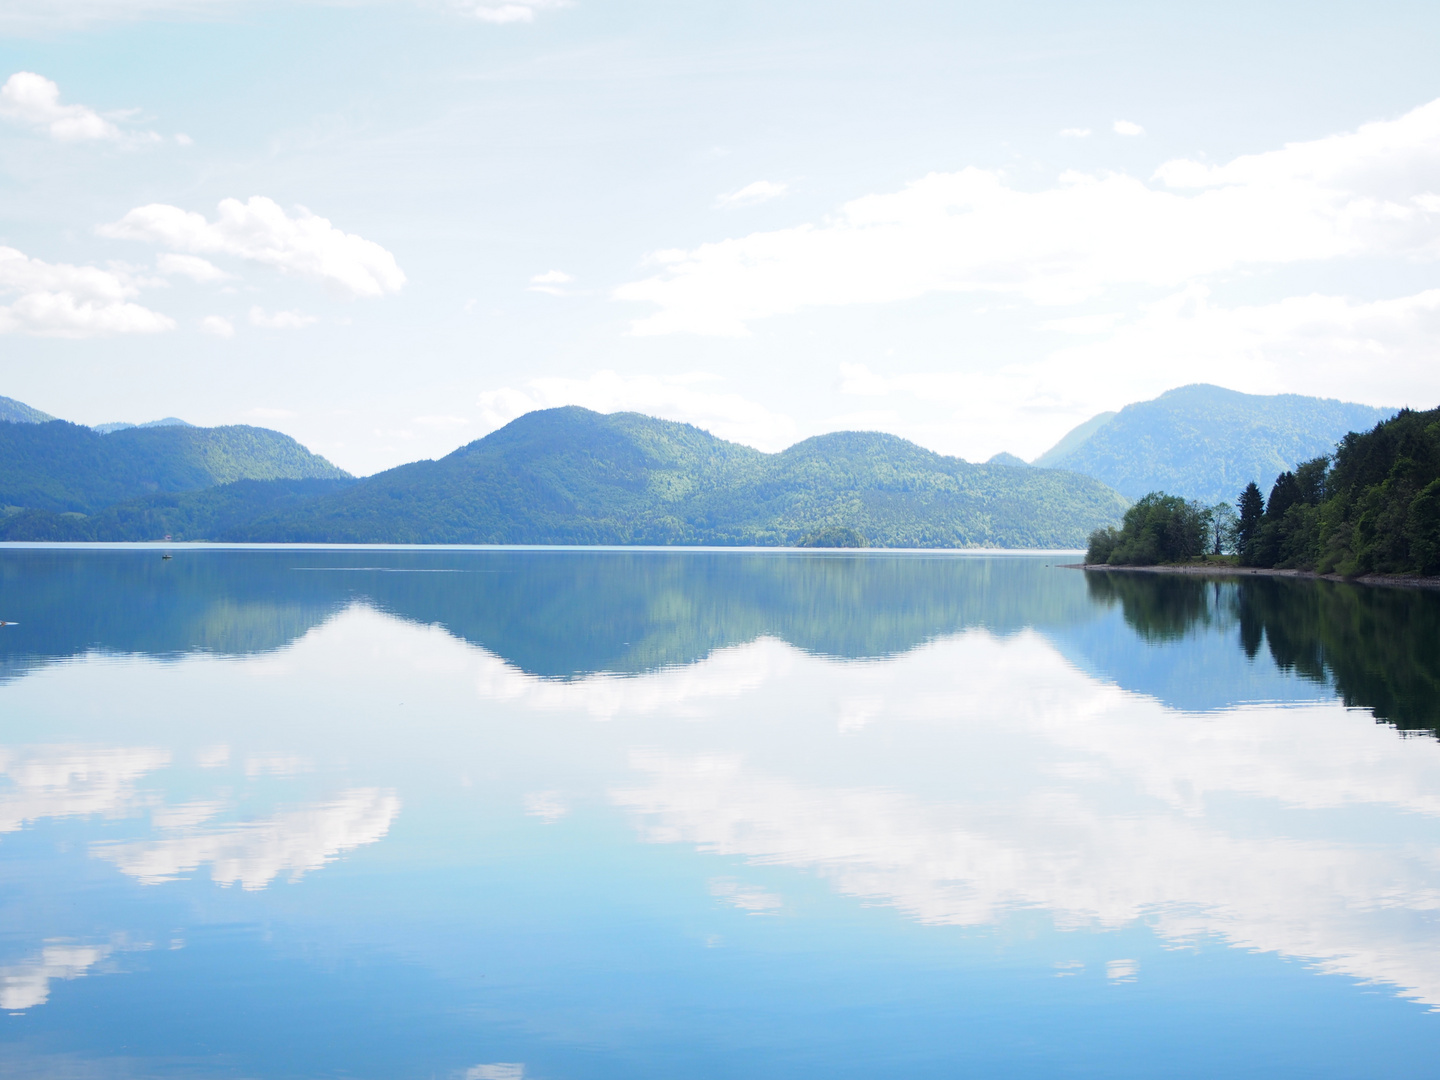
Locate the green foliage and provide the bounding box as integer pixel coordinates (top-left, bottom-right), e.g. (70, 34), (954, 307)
(1240, 407), (1440, 575)
(1037, 384), (1394, 503)
(798, 526), (867, 547)
(1086, 491), (1209, 565)
(222, 408), (1129, 547)
(0, 478), (356, 542)
(1237, 481), (1264, 555)
(0, 419), (349, 515)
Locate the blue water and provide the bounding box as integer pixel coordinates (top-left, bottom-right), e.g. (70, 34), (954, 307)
(1, 547), (1438, 1078)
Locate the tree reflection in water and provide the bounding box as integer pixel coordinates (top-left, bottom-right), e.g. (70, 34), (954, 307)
(1086, 570), (1440, 735)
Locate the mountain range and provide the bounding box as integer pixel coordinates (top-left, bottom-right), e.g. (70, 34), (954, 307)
(0, 384), (1409, 546)
(0, 405), (1126, 547)
(1032, 384), (1396, 504)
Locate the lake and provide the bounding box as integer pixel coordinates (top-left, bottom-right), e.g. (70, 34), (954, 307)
(2, 546), (1439, 1079)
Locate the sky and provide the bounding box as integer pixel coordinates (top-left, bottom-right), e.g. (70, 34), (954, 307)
(1, 0), (1439, 476)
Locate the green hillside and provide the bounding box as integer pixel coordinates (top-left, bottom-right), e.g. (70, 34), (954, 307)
(228, 407), (1127, 547)
(0, 394), (55, 425)
(0, 419), (350, 515)
(0, 478), (356, 541)
(1036, 385), (1394, 503)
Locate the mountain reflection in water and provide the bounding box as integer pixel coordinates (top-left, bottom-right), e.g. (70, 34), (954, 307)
(1, 547), (1438, 1080)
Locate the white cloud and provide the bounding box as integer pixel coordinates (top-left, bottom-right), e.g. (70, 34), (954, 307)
(199, 314), (234, 337)
(1060, 127), (1092, 138)
(1112, 119), (1145, 136)
(413, 414), (469, 427)
(450, 0), (568, 23)
(716, 180), (789, 208)
(0, 942), (111, 1011)
(94, 787), (400, 890)
(0, 72), (127, 141)
(250, 306), (317, 329)
(100, 196), (406, 298)
(475, 369), (800, 451)
(528, 269), (573, 295)
(157, 253), (231, 283)
(615, 97), (1440, 336)
(0, 246), (175, 338)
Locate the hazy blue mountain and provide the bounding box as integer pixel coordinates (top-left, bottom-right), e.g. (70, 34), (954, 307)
(94, 417), (194, 434)
(1033, 384), (1395, 503)
(0, 419), (350, 515)
(986, 452), (1029, 467)
(231, 407), (1128, 547)
(0, 394), (55, 425)
(1032, 410), (1116, 467)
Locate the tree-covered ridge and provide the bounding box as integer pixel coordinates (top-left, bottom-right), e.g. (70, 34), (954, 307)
(0, 419), (350, 515)
(1085, 404), (1440, 577)
(1039, 384), (1394, 504)
(229, 407), (1129, 547)
(0, 394), (55, 425)
(1244, 405), (1440, 575)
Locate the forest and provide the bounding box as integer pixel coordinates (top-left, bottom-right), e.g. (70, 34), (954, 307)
(1088, 405), (1440, 576)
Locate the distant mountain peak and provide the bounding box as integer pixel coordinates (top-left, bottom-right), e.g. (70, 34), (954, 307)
(986, 452), (1029, 467)
(0, 395), (56, 425)
(1032, 384), (1396, 504)
(94, 417), (193, 434)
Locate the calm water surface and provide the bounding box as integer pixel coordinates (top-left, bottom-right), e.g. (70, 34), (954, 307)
(1, 547), (1439, 1078)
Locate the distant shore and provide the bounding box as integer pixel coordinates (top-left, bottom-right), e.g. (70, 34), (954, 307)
(1067, 562), (1440, 592)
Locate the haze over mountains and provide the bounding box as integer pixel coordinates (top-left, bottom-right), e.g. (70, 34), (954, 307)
(0, 384), (1412, 546)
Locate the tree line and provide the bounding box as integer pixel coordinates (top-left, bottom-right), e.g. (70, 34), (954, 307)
(1088, 404), (1440, 575)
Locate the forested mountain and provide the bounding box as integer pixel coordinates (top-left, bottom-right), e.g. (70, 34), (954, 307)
(0, 394), (55, 425)
(220, 407), (1125, 547)
(0, 417), (349, 514)
(13, 406), (1118, 546)
(1035, 385), (1394, 503)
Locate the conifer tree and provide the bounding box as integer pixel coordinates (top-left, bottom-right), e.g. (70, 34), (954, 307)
(1237, 481), (1264, 560)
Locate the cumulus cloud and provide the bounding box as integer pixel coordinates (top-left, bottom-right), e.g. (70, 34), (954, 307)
(615, 97), (1440, 336)
(1112, 119), (1145, 136)
(157, 253), (231, 283)
(0, 72), (140, 142)
(0, 247), (175, 338)
(198, 314), (234, 337)
(100, 196), (405, 298)
(475, 369), (800, 451)
(249, 306), (317, 329)
(716, 180), (789, 208)
(94, 787), (401, 890)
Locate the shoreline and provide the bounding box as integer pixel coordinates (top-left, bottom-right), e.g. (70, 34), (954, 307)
(1067, 562), (1440, 592)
